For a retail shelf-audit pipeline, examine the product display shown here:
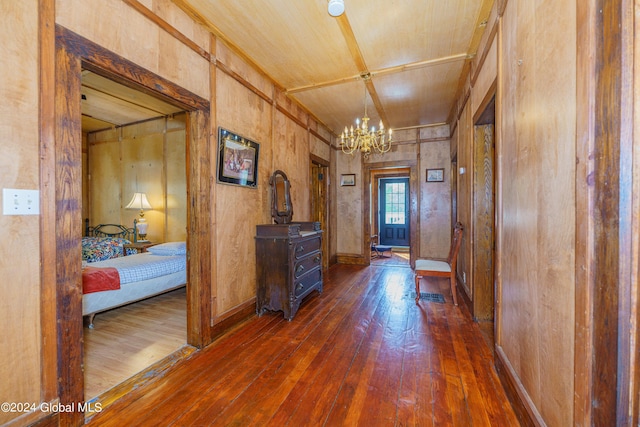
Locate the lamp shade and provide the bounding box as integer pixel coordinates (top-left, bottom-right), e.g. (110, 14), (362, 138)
(125, 192), (152, 211)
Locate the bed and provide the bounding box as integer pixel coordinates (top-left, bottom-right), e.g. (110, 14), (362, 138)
(82, 221), (187, 328)
(83, 220), (136, 262)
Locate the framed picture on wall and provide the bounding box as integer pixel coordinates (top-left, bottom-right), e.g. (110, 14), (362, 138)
(426, 168), (444, 182)
(217, 127), (259, 188)
(340, 174), (356, 186)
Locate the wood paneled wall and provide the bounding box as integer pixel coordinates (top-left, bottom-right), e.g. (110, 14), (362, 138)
(0, 1), (334, 425)
(0, 1), (44, 425)
(86, 115), (187, 243)
(418, 127), (452, 260)
(499, 1), (577, 424)
(450, 0), (581, 424)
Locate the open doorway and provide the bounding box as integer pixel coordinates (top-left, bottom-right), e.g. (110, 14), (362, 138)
(368, 167), (413, 267)
(53, 27), (212, 421)
(81, 70), (189, 399)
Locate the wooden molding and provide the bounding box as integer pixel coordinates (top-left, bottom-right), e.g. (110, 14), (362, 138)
(54, 26), (213, 424)
(574, 0), (632, 424)
(209, 300), (257, 341)
(38, 0), (58, 407)
(309, 128), (331, 147)
(494, 346), (541, 427)
(54, 37), (86, 427)
(335, 254), (368, 265)
(122, 0), (211, 62)
(470, 7), (499, 87)
(56, 27), (208, 111)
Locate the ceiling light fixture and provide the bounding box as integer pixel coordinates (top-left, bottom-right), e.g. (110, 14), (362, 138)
(328, 0), (344, 17)
(340, 75), (392, 158)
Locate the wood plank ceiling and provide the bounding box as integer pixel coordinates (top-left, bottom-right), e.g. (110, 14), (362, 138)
(81, 70), (184, 132)
(82, 0), (493, 136)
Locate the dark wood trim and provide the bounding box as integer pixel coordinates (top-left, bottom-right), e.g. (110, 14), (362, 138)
(614, 0), (635, 422)
(575, 0), (635, 424)
(497, 0), (508, 17)
(369, 168), (412, 259)
(335, 254), (367, 265)
(275, 103), (307, 130)
(84, 346), (196, 421)
(470, 21), (498, 87)
(310, 153), (329, 167)
(209, 300), (256, 341)
(55, 38), (85, 427)
(122, 0), (211, 62)
(364, 160), (418, 269)
(591, 0), (624, 424)
(55, 26), (209, 111)
(28, 412), (59, 427)
(494, 346), (538, 427)
(447, 61), (472, 125)
(208, 32), (219, 322)
(418, 136), (450, 144)
(186, 109), (213, 347)
(215, 60), (272, 104)
(54, 26), (213, 425)
(574, 0), (597, 424)
(309, 128), (331, 146)
(472, 80), (497, 124)
(449, 117), (458, 137)
(39, 0), (57, 405)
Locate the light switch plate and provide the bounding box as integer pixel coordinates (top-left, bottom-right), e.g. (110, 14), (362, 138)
(3, 188), (40, 215)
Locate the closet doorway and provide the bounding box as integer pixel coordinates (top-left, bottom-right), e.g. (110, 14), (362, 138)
(310, 155), (329, 270)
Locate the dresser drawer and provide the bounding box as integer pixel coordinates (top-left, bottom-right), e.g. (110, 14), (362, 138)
(293, 252), (322, 279)
(292, 236), (321, 260)
(294, 267), (322, 298)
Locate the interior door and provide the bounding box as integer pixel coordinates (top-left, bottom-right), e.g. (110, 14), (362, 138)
(379, 177), (410, 246)
(310, 161), (329, 270)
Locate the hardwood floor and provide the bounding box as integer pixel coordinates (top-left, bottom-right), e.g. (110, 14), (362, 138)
(83, 287), (187, 400)
(86, 263), (519, 426)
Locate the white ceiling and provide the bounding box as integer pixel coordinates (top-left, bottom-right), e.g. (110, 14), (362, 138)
(82, 0), (493, 136)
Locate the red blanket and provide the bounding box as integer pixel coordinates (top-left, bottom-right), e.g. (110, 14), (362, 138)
(82, 267), (121, 294)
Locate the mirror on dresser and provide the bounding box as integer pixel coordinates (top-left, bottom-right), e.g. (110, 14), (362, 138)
(269, 169), (293, 224)
(255, 170), (323, 320)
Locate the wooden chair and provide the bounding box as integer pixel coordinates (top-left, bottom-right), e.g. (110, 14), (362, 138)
(414, 222), (463, 305)
(370, 234), (393, 258)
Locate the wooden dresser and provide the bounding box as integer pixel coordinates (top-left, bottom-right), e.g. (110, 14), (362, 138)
(255, 222), (323, 320)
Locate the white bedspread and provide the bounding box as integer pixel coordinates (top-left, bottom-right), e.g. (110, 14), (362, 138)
(86, 253), (186, 284)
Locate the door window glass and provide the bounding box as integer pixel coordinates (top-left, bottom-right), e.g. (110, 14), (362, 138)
(384, 182), (406, 224)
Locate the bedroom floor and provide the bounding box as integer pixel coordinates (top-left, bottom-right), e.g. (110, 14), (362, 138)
(83, 287), (187, 400)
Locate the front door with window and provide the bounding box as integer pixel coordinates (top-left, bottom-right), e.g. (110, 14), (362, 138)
(379, 177), (410, 246)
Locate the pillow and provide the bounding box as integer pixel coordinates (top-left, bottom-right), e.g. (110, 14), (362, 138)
(146, 241), (186, 256)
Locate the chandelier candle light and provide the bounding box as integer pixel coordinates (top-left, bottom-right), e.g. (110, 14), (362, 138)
(340, 78), (392, 158)
(125, 192), (152, 241)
